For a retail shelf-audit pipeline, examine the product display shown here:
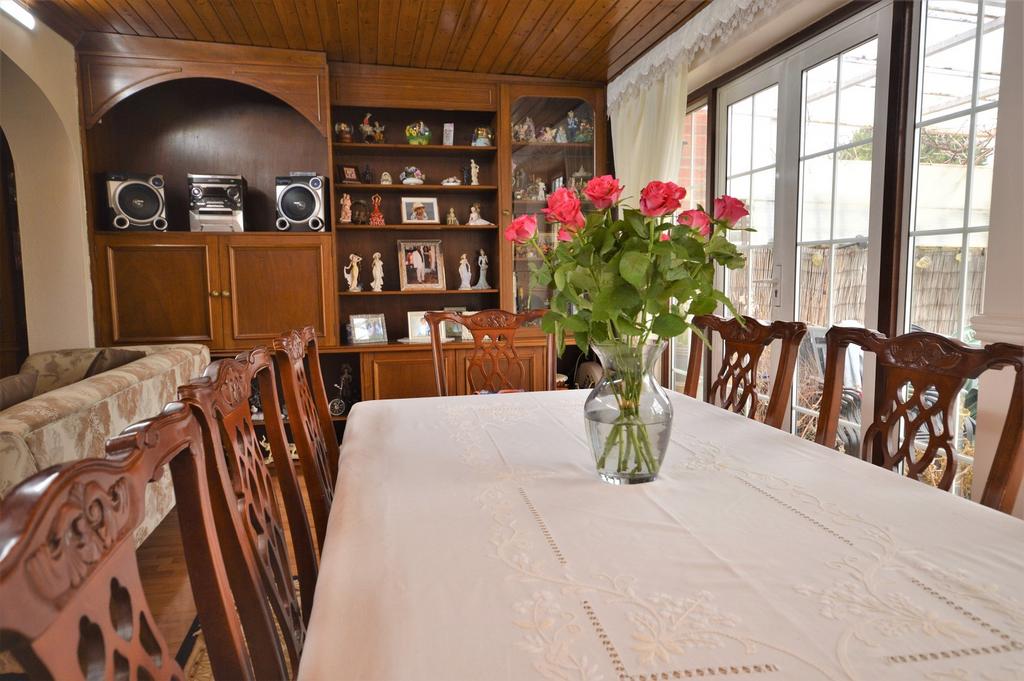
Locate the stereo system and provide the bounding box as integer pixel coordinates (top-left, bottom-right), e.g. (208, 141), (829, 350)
(275, 174), (326, 232)
(105, 173), (168, 231)
(188, 174), (246, 232)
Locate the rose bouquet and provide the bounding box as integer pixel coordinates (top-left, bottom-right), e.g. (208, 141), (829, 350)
(504, 176), (749, 483)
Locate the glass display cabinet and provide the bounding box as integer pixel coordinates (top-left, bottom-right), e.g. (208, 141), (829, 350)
(509, 95), (597, 313)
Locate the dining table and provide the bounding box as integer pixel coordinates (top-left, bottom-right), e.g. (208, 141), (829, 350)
(297, 389), (1024, 681)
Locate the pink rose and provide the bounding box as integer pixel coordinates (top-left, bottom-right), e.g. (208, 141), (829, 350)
(659, 229), (672, 242)
(504, 214), (537, 243)
(712, 195), (749, 226)
(583, 175), (624, 210)
(557, 227), (575, 242)
(639, 181), (687, 217)
(678, 209), (712, 237)
(542, 187), (585, 229)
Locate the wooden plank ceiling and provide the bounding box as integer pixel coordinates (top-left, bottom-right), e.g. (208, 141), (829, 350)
(27, 0), (709, 82)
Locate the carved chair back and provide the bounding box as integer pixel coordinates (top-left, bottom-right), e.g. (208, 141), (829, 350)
(684, 315), (807, 429)
(180, 349), (318, 640)
(0, 404), (256, 681)
(425, 309), (549, 396)
(273, 326), (339, 550)
(815, 327), (1024, 512)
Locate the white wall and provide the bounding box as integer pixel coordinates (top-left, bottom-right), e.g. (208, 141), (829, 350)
(0, 14), (93, 352)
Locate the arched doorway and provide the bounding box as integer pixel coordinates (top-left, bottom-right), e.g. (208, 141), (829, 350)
(0, 127), (27, 376)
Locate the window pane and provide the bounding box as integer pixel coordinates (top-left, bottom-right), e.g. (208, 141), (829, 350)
(834, 143), (873, 239)
(798, 245), (831, 329)
(749, 169), (775, 246)
(909, 233), (964, 335)
(837, 39), (878, 145)
(803, 58), (838, 155)
(968, 107), (997, 226)
(799, 154), (834, 241)
(963, 231), (987, 340)
(920, 0), (979, 120)
(832, 242), (868, 325)
(728, 96), (753, 175)
(977, 0), (1004, 105)
(752, 86), (779, 168)
(914, 114), (971, 230)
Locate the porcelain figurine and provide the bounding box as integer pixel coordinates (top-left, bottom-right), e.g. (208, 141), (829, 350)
(538, 126), (557, 143)
(380, 171), (393, 185)
(400, 166), (425, 185)
(512, 116), (536, 142)
(370, 252), (384, 292)
(344, 253), (363, 292)
(576, 118), (594, 142)
(340, 193), (352, 223)
(441, 176), (461, 186)
(361, 165), (373, 184)
(467, 204), (492, 225)
(473, 249), (490, 289)
(446, 207), (458, 225)
(369, 194), (385, 226)
(373, 121), (385, 143)
(472, 126), (492, 146)
(469, 159), (480, 186)
(335, 122), (353, 143)
(458, 253), (473, 290)
(359, 113), (376, 143)
(566, 110), (579, 141)
(405, 121), (431, 145)
(555, 126), (568, 144)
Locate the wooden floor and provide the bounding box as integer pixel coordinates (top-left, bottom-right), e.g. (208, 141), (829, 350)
(138, 464), (315, 655)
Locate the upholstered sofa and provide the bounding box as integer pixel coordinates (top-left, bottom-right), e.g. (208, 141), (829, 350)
(0, 344), (209, 543)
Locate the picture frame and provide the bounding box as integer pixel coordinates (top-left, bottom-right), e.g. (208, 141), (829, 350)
(442, 306), (467, 341)
(397, 239), (446, 291)
(400, 197), (440, 224)
(406, 310), (433, 343)
(340, 165), (360, 184)
(349, 313), (387, 344)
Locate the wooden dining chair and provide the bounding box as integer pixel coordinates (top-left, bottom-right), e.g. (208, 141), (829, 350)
(178, 347), (319, 629)
(684, 314), (807, 429)
(815, 327), (1024, 513)
(273, 326), (339, 550)
(424, 308), (550, 396)
(0, 403), (258, 681)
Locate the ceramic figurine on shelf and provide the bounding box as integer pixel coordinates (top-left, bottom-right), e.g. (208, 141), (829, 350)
(405, 121), (431, 145)
(446, 207), (458, 225)
(370, 252), (384, 292)
(473, 249), (490, 289)
(473, 127), (492, 146)
(566, 110), (579, 141)
(577, 117), (594, 142)
(344, 253), (363, 292)
(512, 116), (536, 142)
(555, 126), (568, 143)
(329, 364), (356, 416)
(400, 167), (425, 185)
(467, 204), (492, 225)
(538, 126), (557, 143)
(380, 171), (393, 185)
(443, 123), (454, 146)
(361, 165), (373, 184)
(369, 194), (385, 226)
(334, 122), (353, 143)
(441, 176), (461, 186)
(359, 113), (376, 143)
(470, 159), (480, 186)
(340, 193), (352, 223)
(529, 177), (547, 201)
(458, 253), (473, 290)
(513, 165), (528, 199)
(461, 165), (470, 185)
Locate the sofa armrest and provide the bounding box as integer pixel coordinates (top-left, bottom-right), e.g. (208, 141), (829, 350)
(20, 348), (103, 395)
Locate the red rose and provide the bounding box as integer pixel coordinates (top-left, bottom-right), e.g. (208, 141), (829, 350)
(504, 214), (537, 243)
(543, 187), (585, 229)
(678, 209), (712, 237)
(557, 227), (574, 242)
(639, 181), (686, 217)
(659, 229), (672, 241)
(583, 175), (624, 210)
(712, 195), (749, 226)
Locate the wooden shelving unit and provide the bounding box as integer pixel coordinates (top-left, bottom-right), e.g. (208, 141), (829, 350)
(336, 224), (497, 231)
(338, 289), (499, 296)
(334, 143), (497, 154)
(334, 183), (498, 192)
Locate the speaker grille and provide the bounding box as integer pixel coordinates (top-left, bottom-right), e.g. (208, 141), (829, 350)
(280, 185), (317, 221)
(117, 182), (162, 221)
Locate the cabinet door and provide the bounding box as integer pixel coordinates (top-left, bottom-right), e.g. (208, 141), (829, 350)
(94, 233), (221, 345)
(360, 350), (455, 400)
(454, 343), (547, 394)
(220, 234), (336, 348)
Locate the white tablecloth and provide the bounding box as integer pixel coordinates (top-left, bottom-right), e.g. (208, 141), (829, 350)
(298, 390), (1024, 681)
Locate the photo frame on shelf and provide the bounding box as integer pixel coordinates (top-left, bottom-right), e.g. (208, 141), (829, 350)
(397, 239), (446, 291)
(349, 313), (387, 344)
(400, 197), (440, 224)
(340, 165), (360, 184)
(406, 310), (433, 343)
(442, 306), (467, 341)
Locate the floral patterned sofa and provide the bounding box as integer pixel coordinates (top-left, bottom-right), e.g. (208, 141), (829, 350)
(0, 344), (209, 544)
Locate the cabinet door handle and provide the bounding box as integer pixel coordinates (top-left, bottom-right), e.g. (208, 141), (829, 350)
(210, 290), (221, 297)
(221, 290), (231, 298)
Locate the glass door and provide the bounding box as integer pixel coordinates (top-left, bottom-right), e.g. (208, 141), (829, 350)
(510, 96), (596, 313)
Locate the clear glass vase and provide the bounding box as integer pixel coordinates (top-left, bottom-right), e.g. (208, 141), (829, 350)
(584, 339), (673, 484)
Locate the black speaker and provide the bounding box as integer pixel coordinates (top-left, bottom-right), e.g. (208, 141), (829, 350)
(275, 175), (326, 231)
(105, 173), (167, 231)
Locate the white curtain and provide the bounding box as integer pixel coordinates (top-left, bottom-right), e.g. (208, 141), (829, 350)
(609, 64), (688, 202)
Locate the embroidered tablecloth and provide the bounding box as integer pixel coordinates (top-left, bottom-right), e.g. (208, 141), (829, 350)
(298, 390), (1024, 681)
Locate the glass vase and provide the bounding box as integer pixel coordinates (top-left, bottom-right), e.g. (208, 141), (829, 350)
(584, 339), (673, 484)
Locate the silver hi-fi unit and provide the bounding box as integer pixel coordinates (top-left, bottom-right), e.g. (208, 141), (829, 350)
(106, 173), (168, 231)
(188, 174), (246, 232)
(275, 174), (326, 231)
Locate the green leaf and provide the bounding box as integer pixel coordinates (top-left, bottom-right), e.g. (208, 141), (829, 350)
(574, 330), (590, 355)
(651, 312), (688, 338)
(540, 311), (564, 334)
(619, 251), (650, 290)
(562, 315), (589, 333)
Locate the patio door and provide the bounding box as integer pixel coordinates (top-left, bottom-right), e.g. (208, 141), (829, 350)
(713, 3), (894, 439)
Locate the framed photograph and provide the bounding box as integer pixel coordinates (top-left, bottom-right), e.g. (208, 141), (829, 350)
(398, 239), (446, 291)
(349, 313), (387, 344)
(401, 197), (440, 224)
(340, 165), (360, 184)
(442, 306), (466, 341)
(406, 311), (433, 343)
